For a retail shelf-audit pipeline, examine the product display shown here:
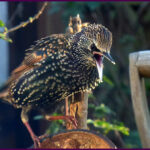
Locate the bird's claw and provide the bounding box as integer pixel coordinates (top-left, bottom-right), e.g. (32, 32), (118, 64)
(38, 133), (49, 140)
(32, 133), (49, 148)
(32, 135), (41, 148)
(45, 115), (78, 129)
(66, 116), (78, 129)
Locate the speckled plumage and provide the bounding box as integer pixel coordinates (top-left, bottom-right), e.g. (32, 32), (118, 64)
(2, 24), (112, 110)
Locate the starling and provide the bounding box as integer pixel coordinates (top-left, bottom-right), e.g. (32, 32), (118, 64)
(0, 24), (115, 148)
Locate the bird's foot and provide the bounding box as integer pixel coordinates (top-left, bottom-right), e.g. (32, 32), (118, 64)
(45, 115), (78, 129)
(65, 115), (78, 129)
(38, 133), (49, 140)
(31, 135), (41, 148)
(23, 121), (44, 148)
(32, 133), (49, 148)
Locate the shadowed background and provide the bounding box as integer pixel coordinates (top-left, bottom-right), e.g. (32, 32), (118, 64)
(0, 1), (150, 148)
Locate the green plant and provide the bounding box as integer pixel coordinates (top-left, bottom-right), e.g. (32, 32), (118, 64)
(0, 20), (12, 42)
(87, 103), (129, 136)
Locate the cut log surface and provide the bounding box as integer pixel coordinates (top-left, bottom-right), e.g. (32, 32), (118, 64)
(136, 50), (150, 77)
(39, 130), (116, 149)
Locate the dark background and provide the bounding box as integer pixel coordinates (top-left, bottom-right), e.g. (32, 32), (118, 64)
(0, 2), (150, 148)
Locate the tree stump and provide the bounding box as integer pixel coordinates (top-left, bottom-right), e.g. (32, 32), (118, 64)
(39, 130), (116, 149)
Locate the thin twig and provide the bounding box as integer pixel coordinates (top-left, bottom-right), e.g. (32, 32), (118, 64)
(4, 2), (48, 35)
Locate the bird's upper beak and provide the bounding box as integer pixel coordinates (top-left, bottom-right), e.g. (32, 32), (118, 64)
(93, 51), (115, 65)
(103, 52), (115, 64)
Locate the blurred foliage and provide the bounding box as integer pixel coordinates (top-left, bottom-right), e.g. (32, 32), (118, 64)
(0, 20), (12, 42)
(48, 1), (150, 148)
(87, 104), (129, 136)
(124, 130), (142, 148)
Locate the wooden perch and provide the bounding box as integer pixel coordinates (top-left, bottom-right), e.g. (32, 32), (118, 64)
(67, 92), (88, 129)
(129, 50), (150, 148)
(65, 15), (89, 130)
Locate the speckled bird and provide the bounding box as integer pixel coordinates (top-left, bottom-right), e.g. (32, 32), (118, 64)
(0, 24), (115, 148)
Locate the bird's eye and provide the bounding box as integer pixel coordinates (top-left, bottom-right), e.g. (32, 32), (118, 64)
(91, 44), (98, 51)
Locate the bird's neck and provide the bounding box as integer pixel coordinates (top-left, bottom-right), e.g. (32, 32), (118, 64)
(69, 47), (100, 92)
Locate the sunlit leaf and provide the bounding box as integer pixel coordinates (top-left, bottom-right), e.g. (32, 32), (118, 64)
(0, 20), (5, 27)
(87, 119), (129, 136)
(0, 33), (12, 43)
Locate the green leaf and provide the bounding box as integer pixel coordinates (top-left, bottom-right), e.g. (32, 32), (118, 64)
(88, 94), (96, 100)
(95, 104), (112, 114)
(88, 103), (95, 109)
(87, 119), (94, 124)
(33, 115), (43, 120)
(29, 17), (33, 22)
(0, 20), (5, 27)
(0, 33), (12, 43)
(46, 121), (61, 135)
(93, 104), (115, 118)
(103, 75), (114, 86)
(4, 27), (8, 32)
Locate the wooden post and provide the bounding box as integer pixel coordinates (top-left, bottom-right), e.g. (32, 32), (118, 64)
(65, 15), (89, 130)
(129, 51), (150, 148)
(68, 92), (88, 129)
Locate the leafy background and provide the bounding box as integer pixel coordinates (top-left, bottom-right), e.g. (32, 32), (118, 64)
(1, 2), (150, 148)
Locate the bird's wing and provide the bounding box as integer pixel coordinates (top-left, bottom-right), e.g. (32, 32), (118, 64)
(8, 34), (70, 84)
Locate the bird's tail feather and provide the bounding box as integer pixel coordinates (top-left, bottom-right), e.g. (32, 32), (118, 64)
(0, 83), (11, 104)
(0, 91), (7, 97)
(0, 90), (12, 104)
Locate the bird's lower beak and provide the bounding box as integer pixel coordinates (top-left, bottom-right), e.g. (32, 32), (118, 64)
(93, 52), (103, 82)
(96, 60), (103, 82)
(93, 51), (115, 82)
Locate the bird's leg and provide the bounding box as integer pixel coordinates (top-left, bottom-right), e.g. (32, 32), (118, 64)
(44, 96), (78, 129)
(45, 115), (78, 129)
(65, 97), (72, 129)
(65, 97), (69, 116)
(21, 108), (41, 148)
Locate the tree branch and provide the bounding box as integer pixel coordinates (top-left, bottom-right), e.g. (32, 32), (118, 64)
(4, 2), (48, 35)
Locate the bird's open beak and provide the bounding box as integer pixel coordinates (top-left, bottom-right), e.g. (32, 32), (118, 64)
(93, 51), (115, 64)
(93, 51), (115, 82)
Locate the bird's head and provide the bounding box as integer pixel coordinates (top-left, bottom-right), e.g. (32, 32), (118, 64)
(71, 24), (115, 82)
